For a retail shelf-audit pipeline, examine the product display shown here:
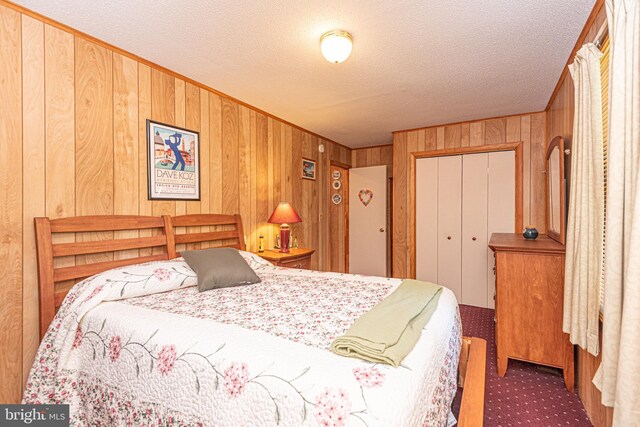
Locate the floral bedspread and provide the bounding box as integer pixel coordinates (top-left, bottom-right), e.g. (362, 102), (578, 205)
(24, 251), (461, 427)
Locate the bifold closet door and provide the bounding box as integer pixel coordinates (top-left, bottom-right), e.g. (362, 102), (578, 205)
(416, 150), (515, 308)
(487, 150), (516, 308)
(416, 157), (438, 283)
(436, 156), (463, 302)
(461, 153), (489, 307)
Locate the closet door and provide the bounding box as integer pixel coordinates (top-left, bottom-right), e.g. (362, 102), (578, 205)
(462, 153), (489, 307)
(437, 155), (462, 302)
(487, 150), (516, 308)
(416, 158), (438, 283)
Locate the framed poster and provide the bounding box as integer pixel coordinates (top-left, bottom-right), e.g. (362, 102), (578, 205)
(147, 119), (200, 200)
(302, 158), (316, 180)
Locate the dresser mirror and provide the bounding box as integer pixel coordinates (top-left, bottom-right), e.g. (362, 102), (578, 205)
(546, 136), (566, 244)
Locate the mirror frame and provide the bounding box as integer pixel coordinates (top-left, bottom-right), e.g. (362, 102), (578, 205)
(545, 136), (566, 244)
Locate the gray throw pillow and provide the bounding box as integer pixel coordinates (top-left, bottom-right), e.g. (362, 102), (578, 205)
(181, 248), (261, 292)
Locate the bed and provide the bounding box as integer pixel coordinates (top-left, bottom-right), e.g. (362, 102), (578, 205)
(27, 214), (485, 426)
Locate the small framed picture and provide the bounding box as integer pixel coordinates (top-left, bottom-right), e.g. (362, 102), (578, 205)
(302, 158), (316, 180)
(147, 119), (200, 200)
(332, 193), (343, 205)
(332, 180), (342, 190)
(332, 170), (341, 180)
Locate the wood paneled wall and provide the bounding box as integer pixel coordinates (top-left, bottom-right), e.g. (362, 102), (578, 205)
(546, 2), (606, 141)
(328, 163), (350, 273)
(391, 113), (546, 278)
(351, 145), (394, 171)
(576, 332), (614, 427)
(545, 1), (613, 425)
(1, 2), (23, 405)
(546, 4), (607, 191)
(0, 3), (351, 404)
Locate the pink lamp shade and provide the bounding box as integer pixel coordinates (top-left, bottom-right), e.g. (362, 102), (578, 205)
(268, 202), (302, 253)
(268, 202), (302, 225)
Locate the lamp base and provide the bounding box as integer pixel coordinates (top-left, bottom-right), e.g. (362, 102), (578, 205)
(279, 227), (291, 253)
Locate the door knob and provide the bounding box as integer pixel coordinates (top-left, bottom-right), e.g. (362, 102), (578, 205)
(472, 237), (477, 241)
(447, 236), (452, 240)
(379, 228), (385, 232)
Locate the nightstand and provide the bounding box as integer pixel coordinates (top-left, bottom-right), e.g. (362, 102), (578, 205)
(255, 248), (315, 269)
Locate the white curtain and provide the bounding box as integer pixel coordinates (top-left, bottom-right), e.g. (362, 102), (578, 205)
(594, 0), (640, 424)
(563, 44), (605, 356)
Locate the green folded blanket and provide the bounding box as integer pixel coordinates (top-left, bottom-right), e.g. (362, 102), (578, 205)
(331, 279), (442, 366)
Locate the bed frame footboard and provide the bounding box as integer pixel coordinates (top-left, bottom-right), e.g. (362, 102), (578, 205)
(457, 336), (487, 426)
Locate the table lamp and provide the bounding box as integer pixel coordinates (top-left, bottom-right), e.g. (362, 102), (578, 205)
(268, 202), (302, 253)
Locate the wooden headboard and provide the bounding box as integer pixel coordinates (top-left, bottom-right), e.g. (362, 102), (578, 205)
(34, 213), (245, 338)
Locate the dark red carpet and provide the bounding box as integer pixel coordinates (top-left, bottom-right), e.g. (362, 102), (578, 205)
(452, 305), (593, 426)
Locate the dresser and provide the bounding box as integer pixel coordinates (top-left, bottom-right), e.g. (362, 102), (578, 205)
(489, 233), (574, 391)
(255, 248), (315, 269)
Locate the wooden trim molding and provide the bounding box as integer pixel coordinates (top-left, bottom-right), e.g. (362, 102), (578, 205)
(393, 111), (544, 135)
(351, 143), (394, 151)
(410, 142), (522, 159)
(409, 142), (524, 278)
(0, 0), (351, 152)
(330, 160), (351, 170)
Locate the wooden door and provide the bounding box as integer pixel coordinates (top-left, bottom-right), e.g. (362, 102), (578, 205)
(462, 153), (489, 307)
(437, 155), (463, 302)
(349, 165), (388, 276)
(487, 151), (516, 308)
(416, 157), (439, 283)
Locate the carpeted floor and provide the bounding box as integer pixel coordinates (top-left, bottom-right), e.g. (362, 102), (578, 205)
(452, 304), (593, 426)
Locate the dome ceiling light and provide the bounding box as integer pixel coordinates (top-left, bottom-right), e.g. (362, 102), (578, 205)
(320, 30), (353, 64)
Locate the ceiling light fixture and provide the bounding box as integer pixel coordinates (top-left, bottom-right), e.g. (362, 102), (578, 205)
(320, 30), (353, 64)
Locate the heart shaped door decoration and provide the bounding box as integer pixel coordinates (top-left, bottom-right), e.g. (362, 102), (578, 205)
(358, 189), (374, 207)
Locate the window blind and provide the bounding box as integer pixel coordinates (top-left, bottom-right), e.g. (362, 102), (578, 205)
(599, 36), (610, 314)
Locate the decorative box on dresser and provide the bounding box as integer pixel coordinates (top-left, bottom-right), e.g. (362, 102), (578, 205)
(254, 248), (315, 269)
(489, 233), (574, 392)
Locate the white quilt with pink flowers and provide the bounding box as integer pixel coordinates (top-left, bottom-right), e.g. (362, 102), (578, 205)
(24, 251), (461, 427)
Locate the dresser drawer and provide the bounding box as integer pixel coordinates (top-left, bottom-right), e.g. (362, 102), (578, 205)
(278, 257), (311, 269)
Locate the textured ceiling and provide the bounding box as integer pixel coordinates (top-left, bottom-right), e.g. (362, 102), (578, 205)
(15, 0), (595, 147)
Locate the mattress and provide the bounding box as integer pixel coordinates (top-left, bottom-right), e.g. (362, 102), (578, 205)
(24, 252), (461, 426)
